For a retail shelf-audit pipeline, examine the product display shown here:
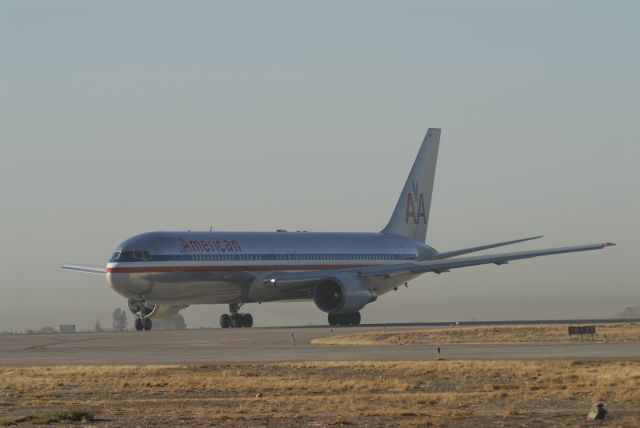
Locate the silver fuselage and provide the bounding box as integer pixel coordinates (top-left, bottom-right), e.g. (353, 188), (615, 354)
(107, 231), (436, 305)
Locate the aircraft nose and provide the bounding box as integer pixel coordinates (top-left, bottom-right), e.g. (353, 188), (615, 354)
(107, 271), (132, 296)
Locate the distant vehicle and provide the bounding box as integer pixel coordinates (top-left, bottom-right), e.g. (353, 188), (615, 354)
(63, 129), (614, 330)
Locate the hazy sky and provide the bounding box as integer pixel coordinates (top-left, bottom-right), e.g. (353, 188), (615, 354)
(1, 0), (638, 331)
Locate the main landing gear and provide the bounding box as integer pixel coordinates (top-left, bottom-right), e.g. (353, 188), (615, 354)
(220, 303), (253, 328)
(328, 312), (361, 326)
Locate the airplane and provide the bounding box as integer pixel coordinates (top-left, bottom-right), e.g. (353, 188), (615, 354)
(62, 128), (614, 330)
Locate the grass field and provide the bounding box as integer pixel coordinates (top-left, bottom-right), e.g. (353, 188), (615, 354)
(2, 361), (639, 427)
(311, 323), (640, 346)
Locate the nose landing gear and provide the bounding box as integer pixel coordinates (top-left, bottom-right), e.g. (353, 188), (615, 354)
(134, 317), (153, 331)
(129, 299), (154, 331)
(220, 303), (253, 328)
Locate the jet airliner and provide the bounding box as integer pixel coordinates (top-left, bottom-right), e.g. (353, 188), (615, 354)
(63, 129), (614, 330)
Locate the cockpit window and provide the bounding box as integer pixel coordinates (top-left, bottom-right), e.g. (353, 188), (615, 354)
(113, 250), (152, 261)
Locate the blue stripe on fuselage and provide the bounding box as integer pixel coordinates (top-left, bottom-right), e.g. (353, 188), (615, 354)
(110, 253), (417, 263)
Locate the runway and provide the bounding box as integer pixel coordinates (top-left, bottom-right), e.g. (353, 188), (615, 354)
(1, 326), (639, 366)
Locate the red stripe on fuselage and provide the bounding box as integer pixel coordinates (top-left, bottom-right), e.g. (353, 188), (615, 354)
(106, 264), (369, 274)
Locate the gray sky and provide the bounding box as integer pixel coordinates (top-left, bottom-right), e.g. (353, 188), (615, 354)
(1, 0), (638, 331)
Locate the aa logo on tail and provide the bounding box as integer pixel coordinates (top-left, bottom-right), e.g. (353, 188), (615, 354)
(405, 180), (426, 224)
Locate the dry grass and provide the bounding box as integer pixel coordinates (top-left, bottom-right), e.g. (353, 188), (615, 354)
(1, 361), (639, 426)
(0, 408), (94, 426)
(312, 322), (640, 345)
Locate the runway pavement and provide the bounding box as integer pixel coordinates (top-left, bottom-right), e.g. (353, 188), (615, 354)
(1, 326), (639, 366)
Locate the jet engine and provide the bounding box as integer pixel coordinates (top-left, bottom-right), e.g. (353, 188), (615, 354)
(127, 299), (185, 320)
(312, 275), (377, 314)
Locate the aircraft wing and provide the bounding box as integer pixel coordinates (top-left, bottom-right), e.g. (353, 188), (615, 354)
(265, 242), (615, 289)
(61, 264), (106, 275)
(359, 242), (615, 277)
(431, 235), (542, 259)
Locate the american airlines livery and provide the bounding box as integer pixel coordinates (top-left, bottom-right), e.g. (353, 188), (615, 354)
(63, 129), (614, 330)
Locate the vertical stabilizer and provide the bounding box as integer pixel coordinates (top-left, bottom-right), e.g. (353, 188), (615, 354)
(382, 128), (440, 242)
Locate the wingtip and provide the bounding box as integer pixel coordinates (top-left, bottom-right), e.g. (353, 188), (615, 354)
(603, 242), (616, 247)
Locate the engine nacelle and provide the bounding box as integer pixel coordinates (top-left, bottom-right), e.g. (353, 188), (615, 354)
(128, 299), (186, 320)
(313, 274), (377, 314)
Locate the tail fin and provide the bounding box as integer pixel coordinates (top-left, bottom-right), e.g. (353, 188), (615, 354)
(382, 128), (440, 242)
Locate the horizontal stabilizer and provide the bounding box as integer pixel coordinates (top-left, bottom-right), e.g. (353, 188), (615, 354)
(61, 264), (105, 275)
(432, 235), (543, 260)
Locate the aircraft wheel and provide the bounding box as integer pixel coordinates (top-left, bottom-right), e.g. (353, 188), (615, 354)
(220, 314), (231, 328)
(135, 318), (143, 331)
(242, 313), (253, 328)
(351, 312), (361, 326)
(231, 314), (242, 328)
(339, 314), (350, 326)
(328, 313), (338, 326)
(143, 318), (152, 331)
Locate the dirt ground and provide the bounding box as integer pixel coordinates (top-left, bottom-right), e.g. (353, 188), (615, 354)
(1, 361), (639, 427)
(311, 323), (640, 346)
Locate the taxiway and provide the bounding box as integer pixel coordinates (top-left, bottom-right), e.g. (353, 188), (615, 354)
(1, 326), (638, 366)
